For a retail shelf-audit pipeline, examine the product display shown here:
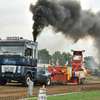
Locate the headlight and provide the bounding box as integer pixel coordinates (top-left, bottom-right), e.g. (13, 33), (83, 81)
(18, 66), (21, 73)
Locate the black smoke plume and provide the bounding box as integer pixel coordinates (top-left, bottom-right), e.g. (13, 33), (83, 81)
(30, 0), (100, 52)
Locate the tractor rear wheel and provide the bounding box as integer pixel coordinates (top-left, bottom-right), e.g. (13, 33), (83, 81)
(78, 79), (81, 84)
(80, 79), (84, 84)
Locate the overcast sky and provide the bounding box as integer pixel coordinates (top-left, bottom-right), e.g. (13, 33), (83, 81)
(0, 0), (100, 63)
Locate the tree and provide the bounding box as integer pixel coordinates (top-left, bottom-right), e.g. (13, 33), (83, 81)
(84, 56), (98, 69)
(38, 49), (51, 64)
(52, 51), (65, 66)
(62, 52), (72, 66)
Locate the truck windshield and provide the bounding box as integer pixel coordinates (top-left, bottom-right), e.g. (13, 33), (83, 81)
(0, 46), (25, 57)
(73, 55), (81, 60)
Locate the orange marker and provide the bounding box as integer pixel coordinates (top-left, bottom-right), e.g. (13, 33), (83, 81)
(42, 85), (45, 89)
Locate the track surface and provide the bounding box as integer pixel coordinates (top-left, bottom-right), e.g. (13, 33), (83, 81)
(0, 78), (100, 100)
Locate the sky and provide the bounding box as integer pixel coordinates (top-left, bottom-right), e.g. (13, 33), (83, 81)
(0, 0), (100, 63)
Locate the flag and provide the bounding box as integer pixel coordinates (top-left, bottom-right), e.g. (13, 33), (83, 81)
(49, 59), (51, 65)
(65, 60), (68, 66)
(56, 59), (59, 66)
(28, 81), (34, 96)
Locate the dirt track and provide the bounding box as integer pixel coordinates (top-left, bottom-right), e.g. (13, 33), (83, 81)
(0, 78), (100, 100)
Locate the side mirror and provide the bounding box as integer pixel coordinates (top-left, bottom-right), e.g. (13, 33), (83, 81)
(25, 49), (27, 56)
(83, 61), (86, 63)
(82, 50), (85, 52)
(71, 49), (74, 52)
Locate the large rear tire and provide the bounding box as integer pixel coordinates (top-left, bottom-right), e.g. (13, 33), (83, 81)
(0, 80), (7, 85)
(22, 74), (32, 87)
(78, 79), (81, 84)
(80, 79), (84, 84)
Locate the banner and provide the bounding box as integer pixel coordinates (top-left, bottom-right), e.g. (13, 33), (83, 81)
(28, 80), (34, 96)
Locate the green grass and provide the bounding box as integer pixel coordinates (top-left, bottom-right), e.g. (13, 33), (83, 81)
(28, 90), (100, 100)
(85, 76), (100, 79)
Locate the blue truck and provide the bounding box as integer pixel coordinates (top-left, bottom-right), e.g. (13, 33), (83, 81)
(0, 36), (38, 86)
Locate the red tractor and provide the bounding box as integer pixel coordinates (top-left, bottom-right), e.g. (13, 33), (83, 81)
(48, 50), (86, 85)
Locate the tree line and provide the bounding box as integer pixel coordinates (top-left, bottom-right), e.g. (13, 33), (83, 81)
(38, 49), (98, 69)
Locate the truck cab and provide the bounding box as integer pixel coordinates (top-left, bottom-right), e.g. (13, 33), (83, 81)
(72, 50), (85, 70)
(0, 36), (38, 86)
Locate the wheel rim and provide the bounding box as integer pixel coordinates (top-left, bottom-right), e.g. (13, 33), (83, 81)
(78, 79), (81, 84)
(27, 77), (30, 85)
(47, 78), (50, 85)
(82, 79), (84, 83)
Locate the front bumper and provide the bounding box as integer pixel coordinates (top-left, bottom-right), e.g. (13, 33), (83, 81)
(0, 73), (25, 81)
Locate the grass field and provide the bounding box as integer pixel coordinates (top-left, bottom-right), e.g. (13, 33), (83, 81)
(85, 76), (100, 79)
(28, 90), (100, 100)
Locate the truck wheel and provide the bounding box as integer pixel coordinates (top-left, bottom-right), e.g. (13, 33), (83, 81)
(80, 79), (84, 84)
(45, 77), (51, 86)
(0, 80), (7, 85)
(22, 74), (32, 87)
(78, 79), (81, 84)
